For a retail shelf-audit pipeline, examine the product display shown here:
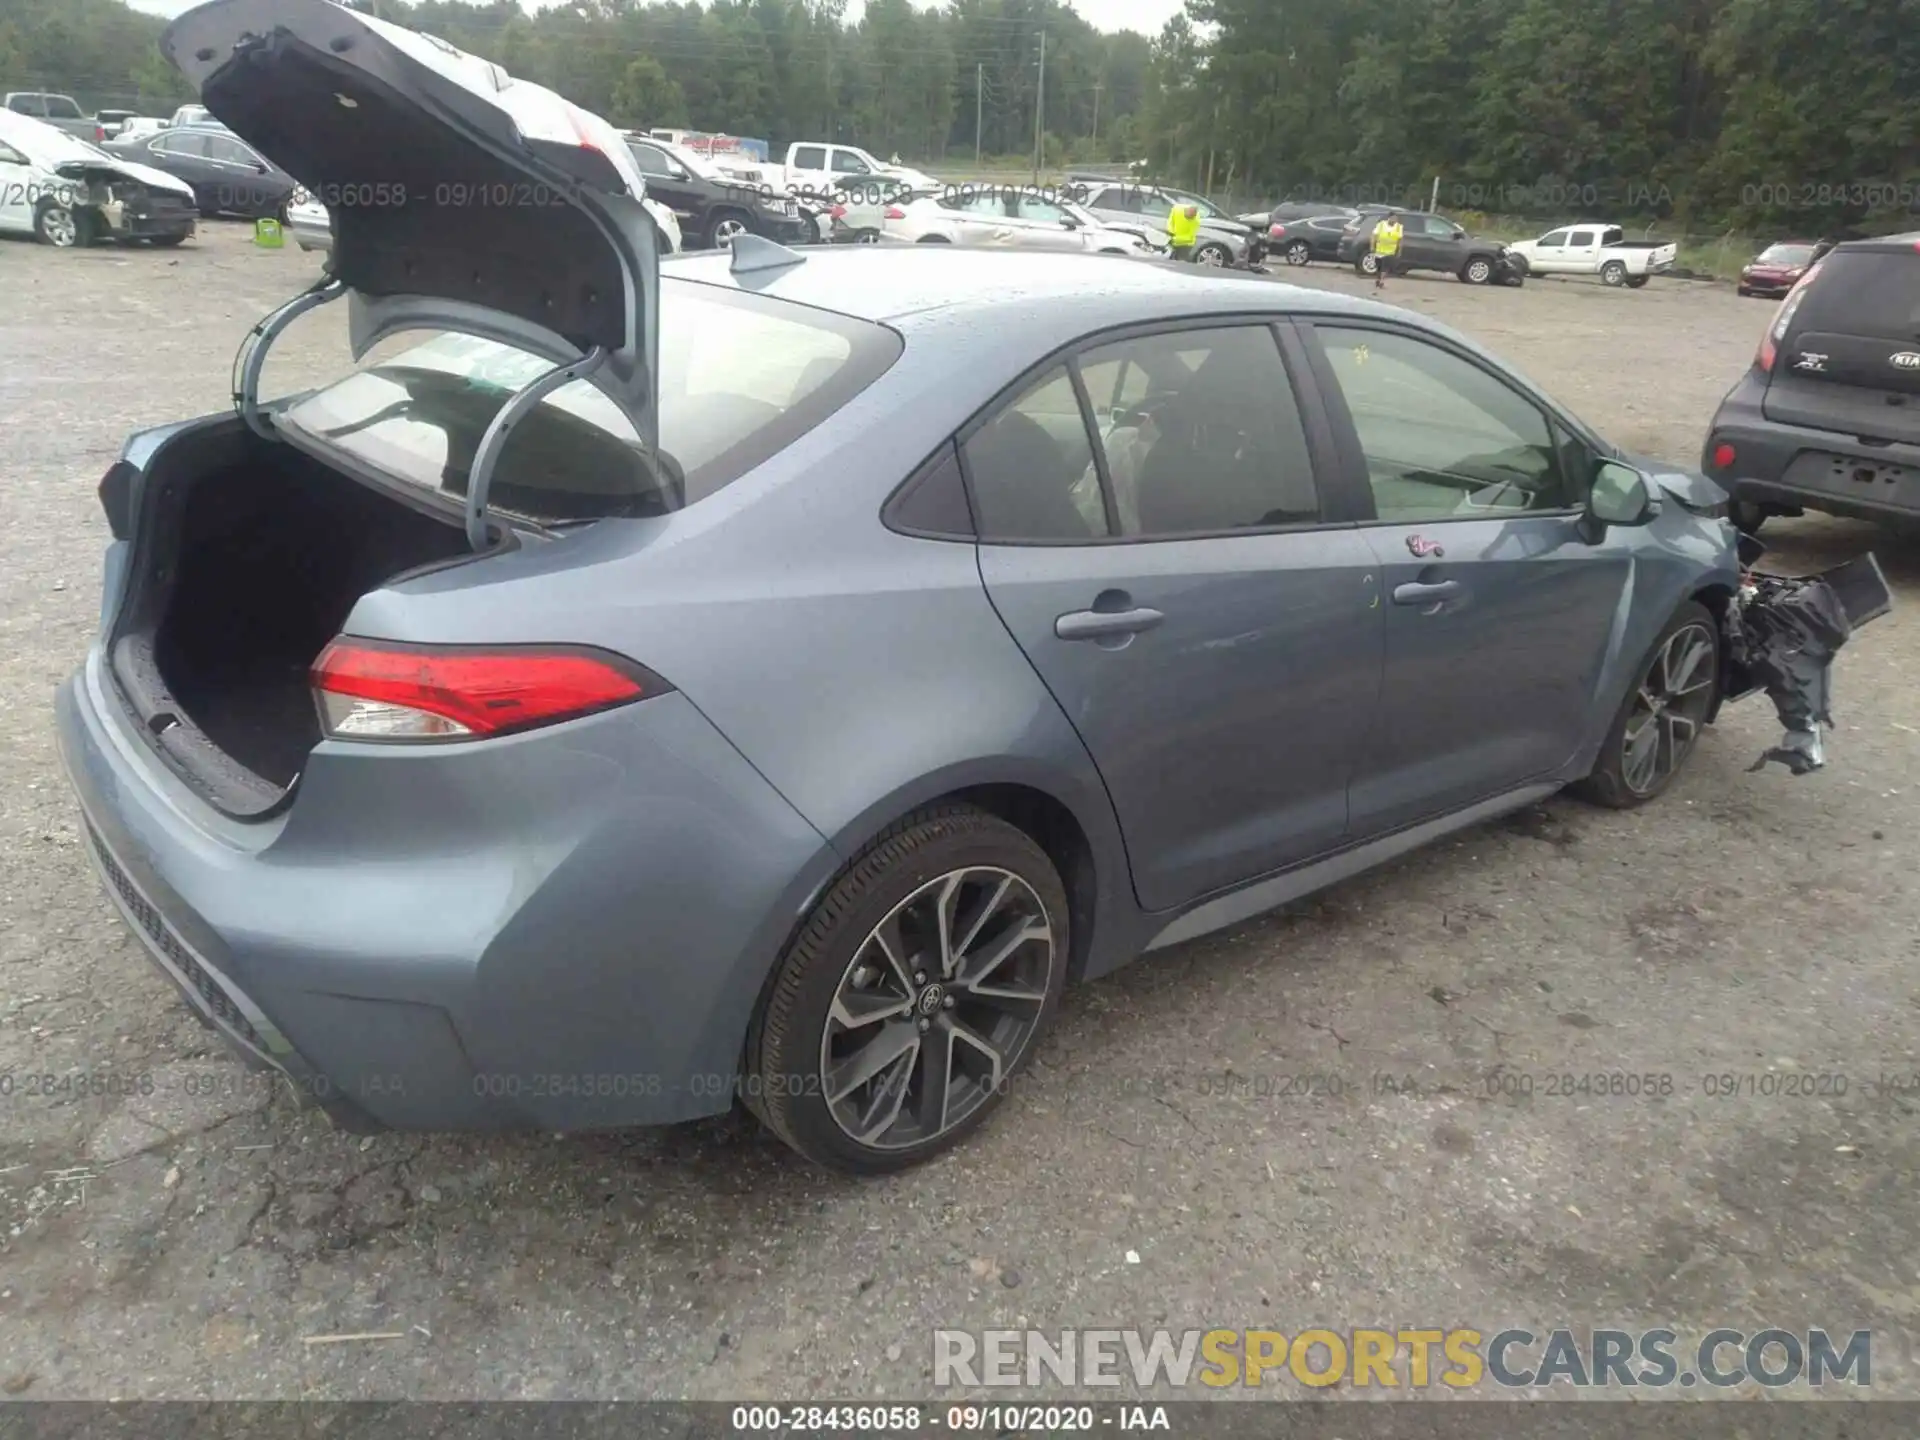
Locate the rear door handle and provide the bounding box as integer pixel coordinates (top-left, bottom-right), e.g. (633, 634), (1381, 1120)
(1391, 580), (1461, 606)
(1055, 606), (1165, 640)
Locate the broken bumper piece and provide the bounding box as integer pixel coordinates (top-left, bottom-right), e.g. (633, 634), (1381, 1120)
(1725, 549), (1892, 775)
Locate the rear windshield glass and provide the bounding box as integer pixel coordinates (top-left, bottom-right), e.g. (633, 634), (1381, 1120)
(1790, 248), (1920, 338)
(277, 280), (902, 524)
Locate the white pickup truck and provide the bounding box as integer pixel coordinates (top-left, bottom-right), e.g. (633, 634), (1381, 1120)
(713, 141), (941, 202)
(1503, 223), (1677, 287)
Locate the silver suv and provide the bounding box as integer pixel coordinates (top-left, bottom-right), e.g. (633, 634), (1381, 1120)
(1064, 176), (1254, 267)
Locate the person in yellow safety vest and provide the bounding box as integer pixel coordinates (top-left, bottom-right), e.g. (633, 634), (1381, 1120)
(1370, 210), (1405, 291)
(1168, 202), (1201, 262)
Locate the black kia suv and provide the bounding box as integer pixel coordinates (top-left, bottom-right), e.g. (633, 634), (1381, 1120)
(1703, 232), (1920, 535)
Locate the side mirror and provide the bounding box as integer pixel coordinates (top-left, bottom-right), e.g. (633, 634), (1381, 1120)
(1061, 215), (1080, 229)
(1581, 460), (1657, 541)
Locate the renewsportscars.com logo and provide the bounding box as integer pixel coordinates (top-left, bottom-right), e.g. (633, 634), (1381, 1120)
(932, 1327), (1871, 1390)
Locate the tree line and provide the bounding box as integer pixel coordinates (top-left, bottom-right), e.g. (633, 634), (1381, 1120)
(2, 0), (1914, 231)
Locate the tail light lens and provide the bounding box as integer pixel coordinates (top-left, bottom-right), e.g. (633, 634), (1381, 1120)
(1758, 258), (1824, 372)
(829, 204), (847, 220)
(310, 640), (664, 743)
(884, 205), (906, 220)
(1269, 223), (1287, 237)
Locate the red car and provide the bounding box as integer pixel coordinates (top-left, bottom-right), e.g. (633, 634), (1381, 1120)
(1738, 240), (1819, 298)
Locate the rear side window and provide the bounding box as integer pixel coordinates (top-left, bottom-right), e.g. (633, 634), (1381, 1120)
(1787, 249), (1920, 339)
(792, 145), (826, 170)
(964, 367), (1107, 542)
(7, 95), (44, 115)
(276, 280), (902, 524)
(1077, 326), (1321, 535)
(1568, 229), (1596, 247)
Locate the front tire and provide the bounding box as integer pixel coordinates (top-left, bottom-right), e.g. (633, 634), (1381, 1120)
(745, 805), (1068, 1174)
(34, 199), (86, 248)
(1600, 259), (1629, 287)
(1193, 242), (1230, 267)
(1461, 256), (1494, 285)
(1356, 252), (1379, 276)
(1574, 602), (1719, 809)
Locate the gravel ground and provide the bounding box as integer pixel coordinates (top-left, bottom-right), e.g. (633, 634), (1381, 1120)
(2, 223), (1917, 1402)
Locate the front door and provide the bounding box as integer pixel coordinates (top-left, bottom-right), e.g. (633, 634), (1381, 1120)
(0, 139), (34, 233)
(967, 322), (1383, 912)
(1007, 193), (1088, 252)
(1300, 319), (1632, 836)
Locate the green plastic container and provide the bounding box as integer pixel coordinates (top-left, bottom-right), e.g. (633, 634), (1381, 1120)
(254, 216), (285, 248)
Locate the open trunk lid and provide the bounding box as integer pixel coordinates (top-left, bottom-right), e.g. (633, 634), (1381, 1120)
(161, 0), (663, 501)
(1763, 236), (1920, 446)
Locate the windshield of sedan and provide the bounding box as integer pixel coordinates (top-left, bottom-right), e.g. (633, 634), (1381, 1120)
(275, 281), (903, 524)
(1757, 243), (1816, 266)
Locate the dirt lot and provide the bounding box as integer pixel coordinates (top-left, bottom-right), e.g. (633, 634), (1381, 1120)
(2, 222), (1917, 1402)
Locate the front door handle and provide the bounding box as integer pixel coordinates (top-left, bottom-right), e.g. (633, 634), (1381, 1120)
(1391, 580), (1461, 606)
(1056, 606), (1165, 641)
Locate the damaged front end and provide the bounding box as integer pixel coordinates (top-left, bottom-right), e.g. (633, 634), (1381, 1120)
(1721, 533), (1893, 774)
(51, 162), (197, 245)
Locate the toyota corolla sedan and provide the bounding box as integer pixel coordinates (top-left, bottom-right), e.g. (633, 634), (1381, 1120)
(61, 0), (1746, 1176)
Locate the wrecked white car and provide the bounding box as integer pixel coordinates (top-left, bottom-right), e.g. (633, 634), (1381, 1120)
(0, 109), (198, 248)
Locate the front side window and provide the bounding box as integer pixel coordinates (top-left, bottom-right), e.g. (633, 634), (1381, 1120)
(1423, 216), (1456, 238)
(44, 96), (81, 119)
(276, 281), (901, 524)
(6, 95), (43, 115)
(832, 149), (871, 175)
(628, 143), (672, 178)
(1316, 326), (1571, 521)
(0, 141), (27, 165)
(1538, 229), (1569, 247)
(1018, 195), (1069, 224)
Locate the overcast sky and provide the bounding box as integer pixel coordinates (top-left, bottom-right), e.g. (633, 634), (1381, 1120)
(123, 0), (1182, 35)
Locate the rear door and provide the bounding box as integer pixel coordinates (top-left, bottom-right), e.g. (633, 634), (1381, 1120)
(970, 320), (1383, 912)
(0, 137), (34, 233)
(1764, 243), (1920, 446)
(1298, 318), (1632, 836)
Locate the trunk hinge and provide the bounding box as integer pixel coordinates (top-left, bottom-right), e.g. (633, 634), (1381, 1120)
(233, 277), (346, 441)
(464, 346), (610, 552)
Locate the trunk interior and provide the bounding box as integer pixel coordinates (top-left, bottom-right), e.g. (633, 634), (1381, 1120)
(110, 419), (477, 816)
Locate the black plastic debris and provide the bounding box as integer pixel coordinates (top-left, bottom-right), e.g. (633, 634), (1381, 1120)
(1724, 550), (1892, 775)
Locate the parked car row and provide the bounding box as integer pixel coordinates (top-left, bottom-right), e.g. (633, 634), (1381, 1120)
(883, 186), (1163, 259)
(3, 93), (231, 144)
(0, 108), (198, 247)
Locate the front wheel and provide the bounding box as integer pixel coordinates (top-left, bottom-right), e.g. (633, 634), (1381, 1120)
(1193, 242), (1230, 267)
(1574, 602), (1719, 809)
(34, 199), (85, 248)
(1600, 259), (1628, 287)
(1283, 239), (1311, 266)
(1461, 256), (1494, 285)
(744, 805), (1068, 1173)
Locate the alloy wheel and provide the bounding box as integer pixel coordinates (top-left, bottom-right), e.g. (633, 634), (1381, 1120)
(39, 205), (77, 247)
(1284, 241), (1311, 265)
(1195, 245), (1227, 267)
(820, 866), (1055, 1151)
(1466, 259), (1492, 283)
(1359, 252), (1379, 275)
(712, 216), (747, 247)
(1621, 622), (1716, 795)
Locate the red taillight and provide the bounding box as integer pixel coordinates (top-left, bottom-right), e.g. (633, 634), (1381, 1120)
(830, 204), (847, 220)
(1757, 257), (1824, 373)
(884, 205), (906, 220)
(310, 640), (659, 743)
(1712, 442), (1736, 469)
(1269, 223), (1287, 237)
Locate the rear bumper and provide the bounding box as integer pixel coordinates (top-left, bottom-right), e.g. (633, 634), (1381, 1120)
(56, 649), (839, 1132)
(1706, 382), (1920, 522)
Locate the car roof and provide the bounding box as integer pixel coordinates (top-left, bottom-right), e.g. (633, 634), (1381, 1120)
(665, 245), (1414, 336)
(1836, 231), (1920, 254)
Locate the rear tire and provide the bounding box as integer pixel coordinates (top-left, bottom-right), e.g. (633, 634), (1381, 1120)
(1356, 252), (1379, 276)
(744, 805), (1068, 1174)
(1625, 274), (1649, 289)
(917, 233), (951, 243)
(1600, 259), (1628, 287)
(147, 233), (189, 248)
(1283, 239), (1311, 265)
(1573, 602), (1719, 810)
(1736, 285), (1752, 297)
